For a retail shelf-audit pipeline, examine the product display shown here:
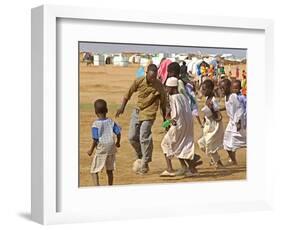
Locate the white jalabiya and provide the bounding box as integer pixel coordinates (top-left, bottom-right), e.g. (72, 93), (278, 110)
(161, 94), (195, 159)
(223, 93), (247, 151)
(198, 97), (224, 160)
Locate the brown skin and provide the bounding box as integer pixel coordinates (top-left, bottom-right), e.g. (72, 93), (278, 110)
(231, 81), (242, 94)
(219, 81), (231, 100)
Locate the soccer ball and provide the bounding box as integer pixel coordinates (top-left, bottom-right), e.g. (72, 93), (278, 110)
(132, 159), (141, 173)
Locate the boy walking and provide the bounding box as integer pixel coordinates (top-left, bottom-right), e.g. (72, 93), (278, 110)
(87, 99), (121, 186)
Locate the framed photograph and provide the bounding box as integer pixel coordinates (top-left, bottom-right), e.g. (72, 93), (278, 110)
(31, 5), (274, 225)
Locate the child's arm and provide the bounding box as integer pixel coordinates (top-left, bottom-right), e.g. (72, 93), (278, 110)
(113, 122), (121, 148)
(115, 98), (128, 118)
(236, 120), (241, 131)
(116, 133), (121, 148)
(207, 98), (222, 122)
(87, 140), (97, 156)
(196, 115), (204, 128)
(116, 79), (140, 117)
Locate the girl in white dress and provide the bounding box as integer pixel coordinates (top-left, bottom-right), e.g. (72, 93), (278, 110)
(198, 79), (224, 168)
(161, 77), (199, 176)
(220, 79), (246, 165)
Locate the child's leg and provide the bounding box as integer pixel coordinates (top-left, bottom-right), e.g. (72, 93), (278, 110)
(179, 159), (188, 171)
(165, 155), (174, 172)
(106, 170), (113, 186)
(227, 150), (237, 165)
(91, 173), (100, 186)
(196, 115), (203, 128)
(186, 158), (203, 173)
(210, 151), (224, 168)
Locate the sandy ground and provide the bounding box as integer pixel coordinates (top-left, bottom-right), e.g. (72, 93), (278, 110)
(79, 63), (247, 187)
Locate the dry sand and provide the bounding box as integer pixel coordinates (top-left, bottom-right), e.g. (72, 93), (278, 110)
(79, 63), (247, 187)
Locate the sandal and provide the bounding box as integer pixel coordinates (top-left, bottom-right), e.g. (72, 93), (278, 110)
(160, 170), (176, 177)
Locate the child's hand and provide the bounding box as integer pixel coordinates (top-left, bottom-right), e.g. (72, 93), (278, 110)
(115, 142), (120, 148)
(236, 121), (241, 131)
(115, 107), (125, 118)
(87, 150), (93, 156)
(171, 119), (177, 126)
(206, 99), (213, 109)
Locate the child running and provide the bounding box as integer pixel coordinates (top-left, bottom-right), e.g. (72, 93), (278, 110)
(198, 79), (224, 168)
(220, 79), (246, 165)
(161, 77), (199, 177)
(87, 99), (121, 186)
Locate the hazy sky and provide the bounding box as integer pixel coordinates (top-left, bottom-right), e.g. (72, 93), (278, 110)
(79, 42), (247, 58)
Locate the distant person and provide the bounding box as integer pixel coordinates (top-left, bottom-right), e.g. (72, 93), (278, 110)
(180, 61), (188, 79)
(115, 64), (167, 174)
(158, 59), (172, 84)
(87, 99), (121, 186)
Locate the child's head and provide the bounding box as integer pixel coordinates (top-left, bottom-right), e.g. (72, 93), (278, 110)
(167, 62), (181, 78)
(146, 64), (158, 83)
(201, 79), (214, 97)
(182, 61), (186, 66)
(94, 99), (108, 117)
(165, 77), (178, 95)
(232, 80), (242, 94)
(219, 78), (231, 96)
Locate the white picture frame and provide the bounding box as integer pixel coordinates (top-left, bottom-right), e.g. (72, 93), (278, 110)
(31, 5), (274, 225)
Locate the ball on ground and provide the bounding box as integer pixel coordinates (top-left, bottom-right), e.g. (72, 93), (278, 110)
(132, 159), (141, 172)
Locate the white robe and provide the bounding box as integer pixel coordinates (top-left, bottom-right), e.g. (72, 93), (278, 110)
(223, 93), (247, 151)
(198, 97), (224, 155)
(161, 94), (195, 159)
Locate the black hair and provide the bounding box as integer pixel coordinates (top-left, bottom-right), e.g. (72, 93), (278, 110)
(147, 63), (158, 72)
(182, 61), (186, 65)
(94, 99), (108, 114)
(202, 79), (214, 91)
(167, 62), (181, 76)
(221, 78), (232, 88)
(233, 79), (242, 89)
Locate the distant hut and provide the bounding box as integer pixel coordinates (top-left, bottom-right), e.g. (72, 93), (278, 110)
(93, 54), (105, 66)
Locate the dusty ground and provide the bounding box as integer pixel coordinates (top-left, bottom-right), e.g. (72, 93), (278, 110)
(79, 63), (247, 187)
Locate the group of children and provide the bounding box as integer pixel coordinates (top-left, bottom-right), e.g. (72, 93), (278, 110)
(86, 61), (247, 186)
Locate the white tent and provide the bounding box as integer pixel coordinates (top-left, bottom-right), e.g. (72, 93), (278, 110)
(93, 54), (105, 66)
(113, 55), (129, 67)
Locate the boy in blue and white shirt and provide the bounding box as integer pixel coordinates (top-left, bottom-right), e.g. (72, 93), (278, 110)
(87, 99), (121, 186)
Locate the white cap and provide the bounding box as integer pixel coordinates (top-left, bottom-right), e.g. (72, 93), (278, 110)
(165, 77), (178, 87)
